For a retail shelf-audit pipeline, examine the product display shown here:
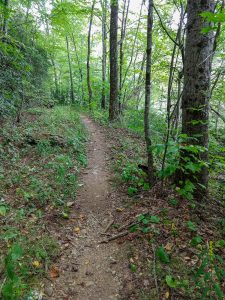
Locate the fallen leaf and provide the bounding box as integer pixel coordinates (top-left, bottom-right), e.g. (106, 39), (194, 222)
(62, 212), (69, 219)
(32, 260), (41, 268)
(74, 227), (80, 234)
(50, 266), (60, 278)
(165, 291), (170, 299)
(165, 243), (173, 252)
(79, 214), (85, 221)
(116, 208), (124, 212)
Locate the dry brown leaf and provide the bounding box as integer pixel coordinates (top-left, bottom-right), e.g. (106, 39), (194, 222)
(116, 207), (124, 212)
(165, 243), (173, 251)
(165, 291), (170, 299)
(50, 266), (60, 278)
(74, 227), (81, 234)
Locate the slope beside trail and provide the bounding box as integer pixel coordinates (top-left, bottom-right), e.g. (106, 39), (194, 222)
(47, 115), (126, 300)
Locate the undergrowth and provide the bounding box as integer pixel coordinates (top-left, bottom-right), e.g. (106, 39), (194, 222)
(89, 108), (225, 299)
(0, 106), (87, 299)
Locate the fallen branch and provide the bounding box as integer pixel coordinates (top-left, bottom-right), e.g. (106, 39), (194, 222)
(118, 220), (137, 232)
(103, 219), (114, 233)
(100, 231), (129, 244)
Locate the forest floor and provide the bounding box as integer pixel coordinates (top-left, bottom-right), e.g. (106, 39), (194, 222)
(0, 107), (225, 300)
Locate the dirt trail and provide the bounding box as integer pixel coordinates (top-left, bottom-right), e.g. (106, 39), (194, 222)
(48, 115), (125, 300)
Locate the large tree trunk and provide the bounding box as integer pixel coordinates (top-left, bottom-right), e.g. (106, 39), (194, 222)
(66, 36), (75, 104)
(144, 0), (155, 185)
(109, 0), (119, 121)
(87, 0), (96, 110)
(180, 0), (214, 200)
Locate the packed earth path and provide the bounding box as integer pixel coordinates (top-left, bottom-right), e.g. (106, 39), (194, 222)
(46, 115), (127, 300)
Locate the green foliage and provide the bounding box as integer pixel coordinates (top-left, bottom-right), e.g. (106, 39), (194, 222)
(191, 236), (203, 247)
(166, 275), (189, 289)
(194, 243), (225, 299)
(0, 107), (86, 297)
(0, 9), (51, 118)
(1, 244), (26, 300)
(156, 246), (170, 263)
(186, 221), (197, 232)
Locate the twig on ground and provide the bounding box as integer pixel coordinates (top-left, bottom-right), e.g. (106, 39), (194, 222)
(103, 219), (114, 233)
(118, 220), (137, 232)
(90, 213), (103, 227)
(100, 231), (129, 243)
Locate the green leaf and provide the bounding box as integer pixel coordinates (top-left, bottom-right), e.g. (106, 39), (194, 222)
(187, 221), (197, 232)
(0, 205), (7, 216)
(156, 246), (170, 263)
(166, 275), (178, 288)
(142, 227), (150, 234)
(214, 283), (224, 300)
(149, 215), (160, 224)
(191, 235), (202, 246)
(130, 264), (137, 272)
(129, 224), (138, 233)
(215, 240), (225, 248)
(137, 214), (145, 222)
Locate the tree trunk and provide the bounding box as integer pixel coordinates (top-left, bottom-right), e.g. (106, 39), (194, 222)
(87, 0), (96, 110)
(2, 0), (9, 35)
(66, 36), (75, 104)
(51, 56), (60, 99)
(119, 0), (130, 112)
(121, 0), (144, 99)
(109, 0), (119, 121)
(101, 0), (107, 109)
(144, 0), (155, 185)
(71, 33), (85, 104)
(180, 0), (214, 200)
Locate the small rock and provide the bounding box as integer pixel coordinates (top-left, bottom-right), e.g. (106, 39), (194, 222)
(86, 281), (95, 287)
(63, 243), (69, 249)
(111, 270), (116, 275)
(44, 285), (53, 297)
(143, 279), (150, 287)
(85, 269), (93, 276)
(71, 265), (79, 272)
(109, 257), (117, 265)
(66, 201), (74, 207)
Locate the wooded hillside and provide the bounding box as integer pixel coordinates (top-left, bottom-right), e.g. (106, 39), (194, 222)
(0, 0), (225, 299)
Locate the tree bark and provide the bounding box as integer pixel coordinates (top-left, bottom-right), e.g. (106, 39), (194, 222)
(71, 33), (85, 103)
(2, 0), (9, 35)
(119, 0), (130, 112)
(121, 0), (144, 97)
(109, 0), (119, 121)
(180, 0), (214, 200)
(87, 0), (96, 110)
(144, 0), (155, 185)
(101, 0), (107, 109)
(66, 36), (75, 104)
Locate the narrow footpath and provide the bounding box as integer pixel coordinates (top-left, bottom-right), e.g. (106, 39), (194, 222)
(48, 116), (126, 300)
